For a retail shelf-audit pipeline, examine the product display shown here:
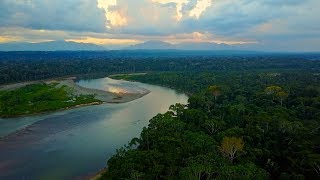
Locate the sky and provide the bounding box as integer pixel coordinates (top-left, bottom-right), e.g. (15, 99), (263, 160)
(0, 0), (319, 51)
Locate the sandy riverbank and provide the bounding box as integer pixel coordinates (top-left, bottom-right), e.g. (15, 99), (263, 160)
(58, 79), (150, 103)
(0, 77), (150, 104)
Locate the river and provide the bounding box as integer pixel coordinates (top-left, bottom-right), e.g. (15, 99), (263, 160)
(0, 77), (188, 179)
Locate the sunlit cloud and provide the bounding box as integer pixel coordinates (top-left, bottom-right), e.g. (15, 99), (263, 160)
(0, 27), (71, 43)
(164, 32), (257, 44)
(97, 0), (117, 11)
(189, 0), (212, 19)
(0, 36), (23, 43)
(97, 0), (128, 28)
(152, 0), (189, 21)
(66, 37), (141, 45)
(107, 11), (128, 28)
(0, 27), (261, 46)
(152, 0), (212, 20)
(0, 0), (319, 51)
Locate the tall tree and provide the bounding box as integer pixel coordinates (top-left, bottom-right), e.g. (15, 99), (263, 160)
(209, 85), (221, 101)
(276, 91), (289, 106)
(220, 137), (244, 163)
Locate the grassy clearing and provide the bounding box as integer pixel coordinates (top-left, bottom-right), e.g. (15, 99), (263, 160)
(0, 83), (101, 118)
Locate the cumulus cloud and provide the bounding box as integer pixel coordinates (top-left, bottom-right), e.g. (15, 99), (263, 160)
(174, 0), (320, 49)
(104, 0), (179, 35)
(0, 0), (319, 51)
(189, 0), (212, 19)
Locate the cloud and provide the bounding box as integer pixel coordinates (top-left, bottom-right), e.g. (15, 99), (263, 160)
(0, 0), (319, 51)
(177, 0), (320, 43)
(189, 0), (212, 19)
(153, 0), (189, 21)
(66, 37), (142, 45)
(0, 0), (106, 32)
(97, 0), (128, 28)
(104, 0), (180, 35)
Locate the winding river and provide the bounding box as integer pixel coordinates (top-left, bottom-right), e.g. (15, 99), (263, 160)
(0, 77), (188, 179)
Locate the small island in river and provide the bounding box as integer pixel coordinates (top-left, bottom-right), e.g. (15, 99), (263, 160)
(0, 77), (150, 118)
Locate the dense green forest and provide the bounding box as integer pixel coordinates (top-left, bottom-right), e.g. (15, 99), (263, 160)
(1, 51), (319, 179)
(1, 51), (319, 85)
(104, 71), (320, 179)
(0, 83), (100, 117)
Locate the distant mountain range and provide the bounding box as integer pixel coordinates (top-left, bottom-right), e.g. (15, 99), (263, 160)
(125, 40), (252, 51)
(0, 41), (106, 51)
(125, 40), (175, 50)
(0, 40), (257, 51)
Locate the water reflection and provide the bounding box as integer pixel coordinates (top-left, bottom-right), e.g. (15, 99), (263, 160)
(0, 77), (188, 179)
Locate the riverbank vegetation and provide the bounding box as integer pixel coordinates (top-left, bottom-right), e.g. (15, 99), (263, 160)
(103, 71), (320, 179)
(1, 51), (319, 178)
(0, 83), (101, 118)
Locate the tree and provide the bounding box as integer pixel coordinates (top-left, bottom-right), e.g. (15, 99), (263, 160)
(209, 85), (221, 101)
(204, 118), (225, 135)
(276, 91), (288, 106)
(180, 154), (226, 180)
(220, 137), (244, 163)
(130, 170), (145, 180)
(169, 103), (186, 118)
(219, 163), (268, 179)
(265, 86), (282, 95)
(265, 86), (288, 105)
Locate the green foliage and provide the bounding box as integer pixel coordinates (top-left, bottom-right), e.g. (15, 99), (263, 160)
(102, 70), (320, 179)
(0, 83), (100, 117)
(265, 86), (283, 95)
(220, 137), (245, 163)
(2, 52), (319, 179)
